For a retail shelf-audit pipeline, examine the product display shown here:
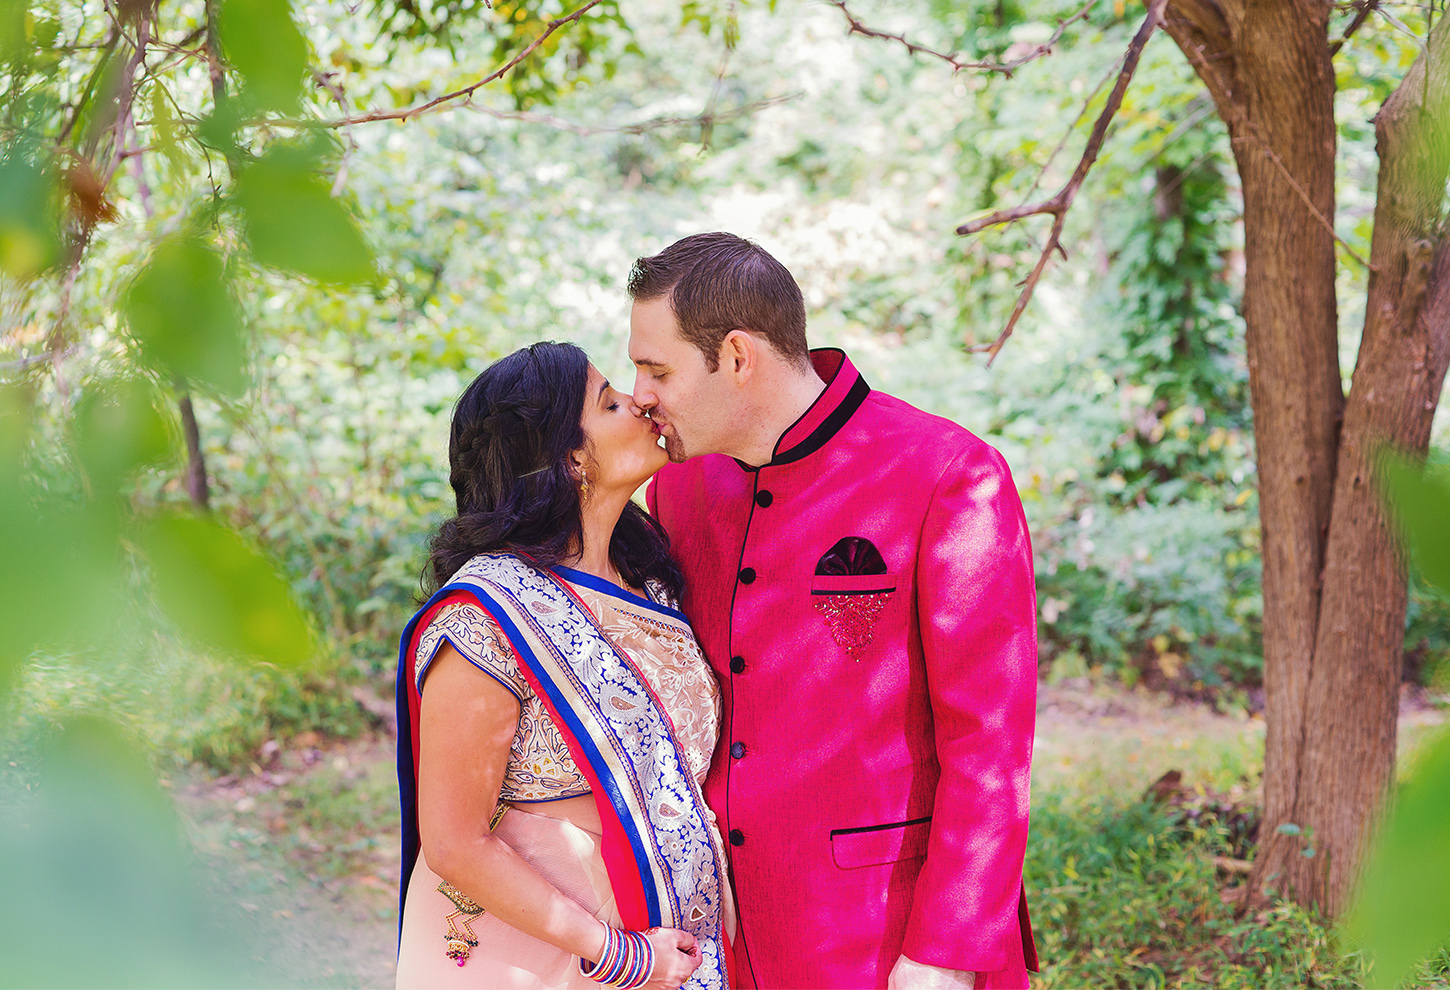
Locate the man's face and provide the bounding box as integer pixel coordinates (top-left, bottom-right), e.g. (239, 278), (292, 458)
(629, 296), (734, 462)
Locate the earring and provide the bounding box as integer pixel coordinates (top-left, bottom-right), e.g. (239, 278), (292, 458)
(579, 468), (590, 503)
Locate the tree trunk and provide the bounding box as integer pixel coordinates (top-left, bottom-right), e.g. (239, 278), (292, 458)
(178, 392), (210, 511)
(1165, 0), (1450, 914)
(1269, 12), (1450, 914)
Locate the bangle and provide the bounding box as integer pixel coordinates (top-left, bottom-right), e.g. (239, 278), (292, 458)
(580, 920), (655, 989)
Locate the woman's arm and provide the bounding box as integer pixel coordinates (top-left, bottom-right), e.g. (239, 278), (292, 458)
(417, 642), (609, 963)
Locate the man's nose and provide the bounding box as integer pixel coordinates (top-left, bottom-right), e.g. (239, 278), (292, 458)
(632, 375), (656, 410)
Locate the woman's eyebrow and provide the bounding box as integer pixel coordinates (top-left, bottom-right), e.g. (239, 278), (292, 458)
(599, 379), (611, 400)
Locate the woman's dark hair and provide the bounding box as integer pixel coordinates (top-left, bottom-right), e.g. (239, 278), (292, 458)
(426, 341), (684, 599)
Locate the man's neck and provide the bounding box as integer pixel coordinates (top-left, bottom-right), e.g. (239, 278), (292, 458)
(732, 359), (828, 467)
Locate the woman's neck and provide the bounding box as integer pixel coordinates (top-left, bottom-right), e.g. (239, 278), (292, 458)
(572, 487), (631, 585)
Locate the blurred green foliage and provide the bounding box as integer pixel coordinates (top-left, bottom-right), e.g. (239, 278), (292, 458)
(1350, 454), (1450, 987)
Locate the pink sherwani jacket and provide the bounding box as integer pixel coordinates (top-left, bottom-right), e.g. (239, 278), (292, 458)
(647, 350), (1038, 990)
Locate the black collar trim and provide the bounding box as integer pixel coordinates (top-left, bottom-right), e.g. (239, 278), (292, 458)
(735, 372), (870, 471)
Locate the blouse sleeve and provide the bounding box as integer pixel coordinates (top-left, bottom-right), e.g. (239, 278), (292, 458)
(415, 599), (529, 704)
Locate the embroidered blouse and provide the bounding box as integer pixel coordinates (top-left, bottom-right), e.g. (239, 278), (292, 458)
(414, 572), (722, 804)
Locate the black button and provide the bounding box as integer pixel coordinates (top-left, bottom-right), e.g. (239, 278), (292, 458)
(754, 490), (773, 507)
(730, 742), (746, 759)
(729, 656), (745, 673)
(738, 567), (756, 584)
(729, 829), (745, 846)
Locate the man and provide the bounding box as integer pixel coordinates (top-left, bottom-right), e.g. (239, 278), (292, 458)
(629, 232), (1038, 990)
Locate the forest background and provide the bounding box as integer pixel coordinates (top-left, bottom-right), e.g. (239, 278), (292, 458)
(1, 0), (1449, 986)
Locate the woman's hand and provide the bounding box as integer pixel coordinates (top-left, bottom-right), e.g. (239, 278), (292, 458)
(642, 927), (702, 990)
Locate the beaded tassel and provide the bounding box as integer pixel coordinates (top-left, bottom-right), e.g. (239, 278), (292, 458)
(438, 882), (484, 966)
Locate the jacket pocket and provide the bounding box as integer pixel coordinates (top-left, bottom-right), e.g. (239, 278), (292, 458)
(829, 815), (931, 869)
(810, 572), (898, 596)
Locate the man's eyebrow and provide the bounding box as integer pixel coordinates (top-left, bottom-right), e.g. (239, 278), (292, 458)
(632, 356), (667, 368)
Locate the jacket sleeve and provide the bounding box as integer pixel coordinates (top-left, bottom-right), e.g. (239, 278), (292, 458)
(901, 440), (1037, 974)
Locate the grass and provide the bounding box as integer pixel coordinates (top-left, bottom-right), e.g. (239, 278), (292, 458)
(1028, 687), (1450, 989)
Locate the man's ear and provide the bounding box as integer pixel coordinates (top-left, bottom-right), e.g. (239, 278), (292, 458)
(719, 330), (757, 386)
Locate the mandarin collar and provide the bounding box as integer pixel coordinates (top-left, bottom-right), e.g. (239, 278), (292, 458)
(736, 348), (870, 471)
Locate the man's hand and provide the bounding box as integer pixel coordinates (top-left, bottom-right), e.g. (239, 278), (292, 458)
(887, 954), (976, 990)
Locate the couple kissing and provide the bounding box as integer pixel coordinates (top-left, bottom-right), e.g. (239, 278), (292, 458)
(394, 232), (1039, 990)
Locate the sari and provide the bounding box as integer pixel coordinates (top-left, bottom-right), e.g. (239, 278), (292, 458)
(395, 553), (732, 990)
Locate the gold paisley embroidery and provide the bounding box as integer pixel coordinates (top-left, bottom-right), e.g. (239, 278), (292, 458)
(414, 583), (721, 803)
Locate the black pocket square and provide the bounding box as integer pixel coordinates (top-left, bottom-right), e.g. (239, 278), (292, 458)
(816, 537), (888, 577)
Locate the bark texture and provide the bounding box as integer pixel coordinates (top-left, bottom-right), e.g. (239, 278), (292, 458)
(1163, 0), (1450, 913)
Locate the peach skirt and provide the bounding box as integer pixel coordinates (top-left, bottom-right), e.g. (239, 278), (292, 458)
(395, 807), (622, 990)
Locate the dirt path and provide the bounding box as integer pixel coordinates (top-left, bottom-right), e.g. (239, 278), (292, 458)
(176, 686), (1446, 988)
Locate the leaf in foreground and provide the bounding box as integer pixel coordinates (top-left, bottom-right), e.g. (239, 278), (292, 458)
(0, 148), (61, 278)
(1381, 453), (1450, 595)
(1350, 731), (1450, 987)
(138, 513), (314, 666)
(123, 236), (249, 396)
(0, 717), (241, 986)
(235, 149), (375, 284)
(217, 0), (309, 112)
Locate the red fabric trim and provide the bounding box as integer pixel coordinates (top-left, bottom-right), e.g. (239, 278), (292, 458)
(404, 594), (468, 783)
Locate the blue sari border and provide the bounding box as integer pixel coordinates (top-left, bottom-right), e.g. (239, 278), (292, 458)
(551, 565), (689, 623)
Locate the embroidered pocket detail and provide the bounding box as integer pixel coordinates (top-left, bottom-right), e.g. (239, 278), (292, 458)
(813, 538), (895, 660)
(810, 574), (897, 659)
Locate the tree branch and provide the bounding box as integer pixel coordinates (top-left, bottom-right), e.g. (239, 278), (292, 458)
(471, 94), (796, 137)
(828, 0), (1099, 77)
(955, 0), (1170, 364)
(1329, 0), (1380, 57)
(315, 0), (605, 128)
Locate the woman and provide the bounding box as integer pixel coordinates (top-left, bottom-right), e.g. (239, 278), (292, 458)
(394, 342), (733, 990)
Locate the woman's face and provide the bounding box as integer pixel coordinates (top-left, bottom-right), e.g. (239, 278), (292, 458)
(578, 364), (668, 494)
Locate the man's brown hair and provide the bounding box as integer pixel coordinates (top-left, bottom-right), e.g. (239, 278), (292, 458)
(627, 232), (809, 372)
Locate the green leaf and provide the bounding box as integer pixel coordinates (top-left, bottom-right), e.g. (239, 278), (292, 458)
(1381, 453), (1450, 595)
(217, 0), (309, 113)
(0, 716), (242, 985)
(0, 0), (27, 64)
(137, 513), (314, 666)
(0, 423), (127, 687)
(123, 236), (249, 396)
(235, 148), (374, 283)
(0, 147), (61, 278)
(1349, 731), (1450, 987)
(74, 377), (173, 494)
